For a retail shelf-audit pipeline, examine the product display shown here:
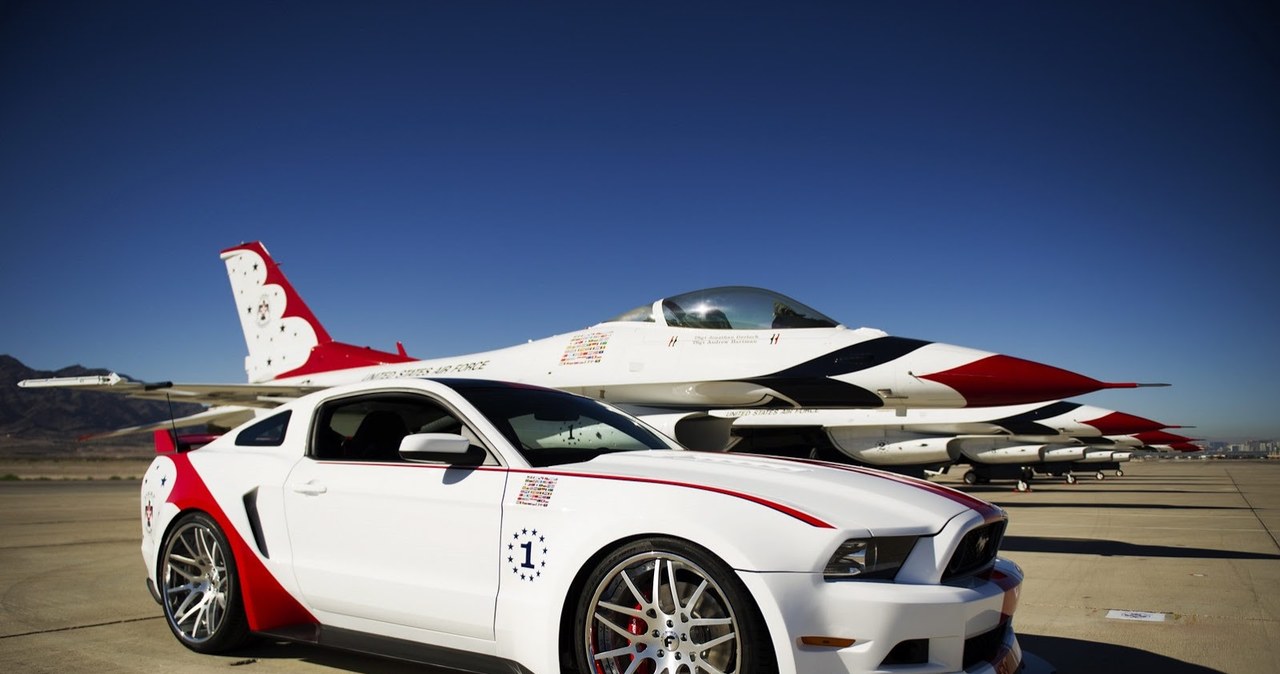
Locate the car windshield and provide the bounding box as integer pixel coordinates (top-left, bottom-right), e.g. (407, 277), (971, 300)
(456, 384), (676, 467)
(605, 286), (840, 330)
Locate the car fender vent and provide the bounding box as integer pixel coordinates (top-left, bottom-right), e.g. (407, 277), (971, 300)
(243, 488), (269, 558)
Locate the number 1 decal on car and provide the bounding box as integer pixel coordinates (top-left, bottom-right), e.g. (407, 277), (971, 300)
(507, 528), (551, 582)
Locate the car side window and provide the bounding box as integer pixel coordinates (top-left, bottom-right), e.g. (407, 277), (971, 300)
(309, 393), (490, 464)
(235, 411), (292, 447)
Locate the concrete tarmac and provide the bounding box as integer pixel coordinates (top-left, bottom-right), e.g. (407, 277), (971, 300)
(1, 460), (1276, 673)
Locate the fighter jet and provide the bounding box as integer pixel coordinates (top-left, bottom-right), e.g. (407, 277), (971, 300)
(19, 241), (1165, 446)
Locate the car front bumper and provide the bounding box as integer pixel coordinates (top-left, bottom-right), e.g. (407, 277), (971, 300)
(739, 557), (1023, 674)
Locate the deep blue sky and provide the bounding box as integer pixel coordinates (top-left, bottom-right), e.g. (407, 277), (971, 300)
(2, 2), (1277, 441)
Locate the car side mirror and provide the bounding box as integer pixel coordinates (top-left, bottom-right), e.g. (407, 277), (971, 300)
(399, 433), (484, 465)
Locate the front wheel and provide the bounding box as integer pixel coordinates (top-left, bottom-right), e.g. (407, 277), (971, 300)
(573, 537), (775, 674)
(159, 511), (250, 653)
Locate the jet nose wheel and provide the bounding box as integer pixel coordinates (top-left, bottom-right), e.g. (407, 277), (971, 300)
(1115, 469), (1124, 477)
(1015, 480), (1031, 492)
(1095, 471), (1106, 481)
(1065, 474), (1077, 485)
(963, 471), (978, 486)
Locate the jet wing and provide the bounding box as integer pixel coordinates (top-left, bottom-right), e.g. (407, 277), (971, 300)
(78, 405), (260, 440)
(16, 373), (323, 408)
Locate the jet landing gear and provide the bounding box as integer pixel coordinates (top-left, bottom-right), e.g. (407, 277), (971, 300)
(1087, 461), (1125, 481)
(961, 466), (1032, 492)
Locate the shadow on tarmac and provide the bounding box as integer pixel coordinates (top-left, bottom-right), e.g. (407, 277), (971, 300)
(225, 633), (1226, 674)
(221, 640), (428, 673)
(982, 502), (1251, 511)
(1002, 535), (1280, 560)
(1020, 634), (1220, 674)
(959, 486), (1242, 497)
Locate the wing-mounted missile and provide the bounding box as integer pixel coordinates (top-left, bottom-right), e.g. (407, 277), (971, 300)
(825, 430), (962, 466)
(622, 408), (738, 452)
(959, 442), (1051, 465)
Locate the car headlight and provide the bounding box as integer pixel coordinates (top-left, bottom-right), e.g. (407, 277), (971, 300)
(823, 536), (918, 580)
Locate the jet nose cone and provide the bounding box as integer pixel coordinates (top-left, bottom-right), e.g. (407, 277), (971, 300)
(1084, 411), (1168, 435)
(919, 354), (1144, 406)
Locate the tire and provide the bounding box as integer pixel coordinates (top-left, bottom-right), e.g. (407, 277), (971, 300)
(1065, 474), (1077, 485)
(572, 537), (775, 674)
(963, 471), (978, 485)
(159, 511), (250, 653)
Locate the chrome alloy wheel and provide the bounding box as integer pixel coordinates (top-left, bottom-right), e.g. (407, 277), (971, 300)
(162, 519), (232, 644)
(585, 551), (741, 674)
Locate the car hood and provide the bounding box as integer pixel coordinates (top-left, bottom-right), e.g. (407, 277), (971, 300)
(561, 451), (995, 535)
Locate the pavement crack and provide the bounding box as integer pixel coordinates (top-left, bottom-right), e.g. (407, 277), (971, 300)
(1225, 466), (1280, 553)
(0, 615), (162, 639)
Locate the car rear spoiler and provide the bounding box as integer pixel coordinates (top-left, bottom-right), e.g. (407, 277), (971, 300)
(152, 429), (222, 454)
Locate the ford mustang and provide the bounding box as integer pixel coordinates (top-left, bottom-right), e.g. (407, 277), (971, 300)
(140, 378), (1023, 673)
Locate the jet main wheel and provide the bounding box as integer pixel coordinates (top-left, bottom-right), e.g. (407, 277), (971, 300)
(573, 537), (775, 674)
(1115, 469), (1125, 477)
(1095, 471), (1106, 481)
(159, 512), (249, 653)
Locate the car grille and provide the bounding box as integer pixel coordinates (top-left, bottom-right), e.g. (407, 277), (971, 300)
(943, 519), (1006, 581)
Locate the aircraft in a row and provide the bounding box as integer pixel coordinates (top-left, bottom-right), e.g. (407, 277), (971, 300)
(20, 241), (1183, 482)
(716, 402), (1198, 490)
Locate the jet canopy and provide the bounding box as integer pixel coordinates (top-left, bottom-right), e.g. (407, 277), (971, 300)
(607, 286), (841, 330)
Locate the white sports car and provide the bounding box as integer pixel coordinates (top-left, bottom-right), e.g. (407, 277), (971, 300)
(141, 378), (1023, 674)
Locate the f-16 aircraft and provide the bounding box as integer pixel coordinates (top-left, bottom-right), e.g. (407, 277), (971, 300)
(19, 242), (1166, 454)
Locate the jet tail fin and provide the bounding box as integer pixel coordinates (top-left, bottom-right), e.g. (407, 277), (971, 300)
(220, 242), (414, 382)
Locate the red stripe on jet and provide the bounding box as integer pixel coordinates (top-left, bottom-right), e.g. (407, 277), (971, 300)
(921, 354), (1137, 406)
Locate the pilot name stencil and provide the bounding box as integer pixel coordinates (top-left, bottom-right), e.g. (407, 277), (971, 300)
(690, 334), (760, 346)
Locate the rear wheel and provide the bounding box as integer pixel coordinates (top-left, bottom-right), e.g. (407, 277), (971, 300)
(573, 537), (774, 674)
(159, 512), (250, 653)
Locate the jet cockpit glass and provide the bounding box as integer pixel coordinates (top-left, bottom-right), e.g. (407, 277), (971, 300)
(606, 286), (840, 330)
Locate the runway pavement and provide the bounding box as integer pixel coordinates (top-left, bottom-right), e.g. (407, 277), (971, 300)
(1, 460), (1276, 673)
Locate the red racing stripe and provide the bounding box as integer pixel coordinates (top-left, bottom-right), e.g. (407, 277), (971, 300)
(768, 456), (1006, 524)
(309, 461), (836, 528)
(515, 468), (836, 529)
(166, 454), (317, 632)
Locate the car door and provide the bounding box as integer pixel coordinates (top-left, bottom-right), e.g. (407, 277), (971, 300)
(283, 391), (508, 639)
